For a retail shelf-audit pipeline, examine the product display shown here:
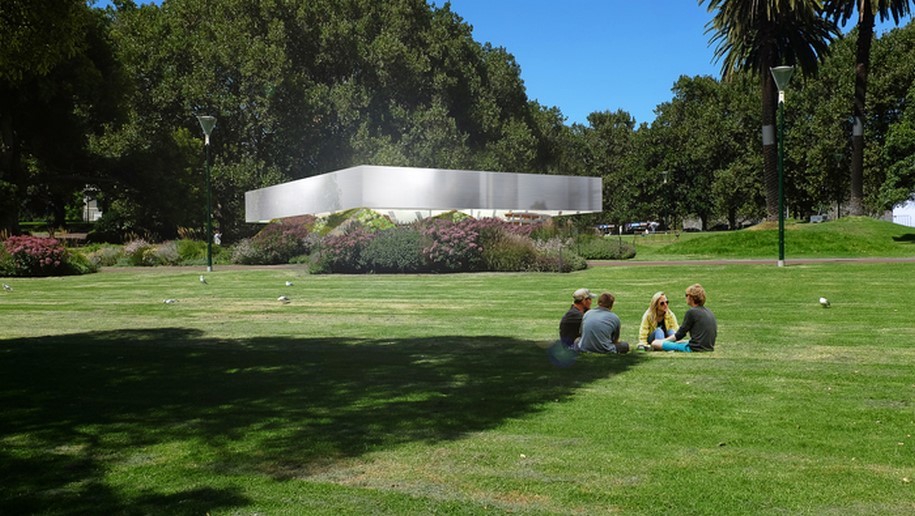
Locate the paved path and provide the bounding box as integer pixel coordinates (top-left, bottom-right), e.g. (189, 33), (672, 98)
(97, 258), (915, 273)
(587, 257), (915, 267)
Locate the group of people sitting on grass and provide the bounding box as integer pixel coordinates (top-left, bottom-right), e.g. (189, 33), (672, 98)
(558, 284), (717, 354)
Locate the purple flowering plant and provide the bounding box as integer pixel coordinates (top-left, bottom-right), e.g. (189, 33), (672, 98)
(420, 218), (483, 272)
(319, 226), (376, 272)
(3, 235), (68, 276)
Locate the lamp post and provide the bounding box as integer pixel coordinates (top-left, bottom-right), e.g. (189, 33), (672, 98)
(770, 66), (794, 267)
(196, 115), (217, 272)
(661, 170), (670, 232)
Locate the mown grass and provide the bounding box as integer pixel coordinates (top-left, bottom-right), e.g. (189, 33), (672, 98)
(2, 257), (914, 514)
(625, 216), (915, 260)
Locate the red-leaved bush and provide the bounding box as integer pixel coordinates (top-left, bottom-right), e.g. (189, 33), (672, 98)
(316, 227), (376, 273)
(420, 218), (484, 272)
(3, 235), (68, 276)
(418, 217), (535, 272)
(232, 216), (316, 265)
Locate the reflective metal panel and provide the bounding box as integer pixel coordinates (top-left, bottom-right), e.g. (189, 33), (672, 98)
(245, 165), (601, 223)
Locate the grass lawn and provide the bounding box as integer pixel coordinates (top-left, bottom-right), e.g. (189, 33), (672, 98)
(2, 257), (914, 514)
(622, 216), (915, 260)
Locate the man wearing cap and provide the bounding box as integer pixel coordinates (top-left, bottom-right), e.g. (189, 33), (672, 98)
(578, 292), (630, 354)
(559, 288), (595, 349)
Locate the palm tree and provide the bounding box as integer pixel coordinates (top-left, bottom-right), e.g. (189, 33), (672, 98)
(824, 0), (913, 215)
(702, 0), (838, 221)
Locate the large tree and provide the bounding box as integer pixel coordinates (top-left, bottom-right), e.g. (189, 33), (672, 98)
(702, 0), (838, 221)
(97, 0), (556, 241)
(823, 0), (913, 215)
(0, 0), (122, 234)
(648, 75), (761, 230)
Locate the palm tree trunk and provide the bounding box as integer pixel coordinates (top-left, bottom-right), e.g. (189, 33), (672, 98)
(762, 67), (779, 222)
(849, 4), (875, 216)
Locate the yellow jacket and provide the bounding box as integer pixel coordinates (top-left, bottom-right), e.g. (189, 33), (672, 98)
(638, 309), (680, 346)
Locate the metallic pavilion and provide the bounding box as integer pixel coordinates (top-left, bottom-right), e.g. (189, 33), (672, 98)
(245, 165), (602, 224)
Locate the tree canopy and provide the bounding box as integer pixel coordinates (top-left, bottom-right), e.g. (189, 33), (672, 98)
(2, 0), (914, 240)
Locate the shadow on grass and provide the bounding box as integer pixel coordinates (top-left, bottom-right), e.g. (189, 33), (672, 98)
(892, 233), (915, 243)
(0, 328), (638, 514)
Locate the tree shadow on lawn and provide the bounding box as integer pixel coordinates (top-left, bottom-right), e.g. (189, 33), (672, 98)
(891, 232), (915, 243)
(0, 328), (638, 514)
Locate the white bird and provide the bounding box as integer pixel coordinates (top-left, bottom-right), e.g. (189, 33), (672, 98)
(2, 283), (11, 291)
(285, 281), (294, 287)
(277, 295), (290, 304)
(819, 297), (830, 308)
(163, 298), (178, 304)
(199, 275), (207, 284)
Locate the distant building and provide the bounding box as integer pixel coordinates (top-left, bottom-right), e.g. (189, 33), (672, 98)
(83, 194), (102, 222)
(245, 165), (602, 224)
(893, 200), (915, 227)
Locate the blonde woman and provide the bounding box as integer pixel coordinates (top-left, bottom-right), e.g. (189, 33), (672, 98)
(636, 291), (679, 352)
(649, 283), (718, 353)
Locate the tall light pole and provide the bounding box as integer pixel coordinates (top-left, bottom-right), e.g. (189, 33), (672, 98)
(770, 66), (794, 267)
(197, 115), (217, 272)
(661, 170), (670, 232)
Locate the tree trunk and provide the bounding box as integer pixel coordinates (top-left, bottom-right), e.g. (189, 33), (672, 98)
(849, 4), (875, 216)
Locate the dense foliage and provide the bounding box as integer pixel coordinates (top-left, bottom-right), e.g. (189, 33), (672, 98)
(232, 216), (316, 265)
(304, 213), (587, 274)
(2, 0), (914, 242)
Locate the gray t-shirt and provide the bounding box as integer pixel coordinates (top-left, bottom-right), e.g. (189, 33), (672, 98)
(674, 305), (717, 351)
(578, 306), (622, 353)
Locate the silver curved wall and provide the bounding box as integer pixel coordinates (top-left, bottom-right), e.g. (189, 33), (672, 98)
(245, 165), (601, 223)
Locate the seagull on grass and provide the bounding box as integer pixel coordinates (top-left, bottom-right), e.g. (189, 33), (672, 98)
(2, 283), (11, 292)
(163, 298), (178, 304)
(199, 275), (208, 284)
(277, 295), (290, 304)
(285, 281), (294, 287)
(819, 297), (830, 308)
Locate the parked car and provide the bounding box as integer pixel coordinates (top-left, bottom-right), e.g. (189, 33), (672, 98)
(624, 221), (659, 234)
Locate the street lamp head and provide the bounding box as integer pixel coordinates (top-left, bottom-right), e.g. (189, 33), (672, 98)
(196, 115), (217, 144)
(770, 66), (795, 93)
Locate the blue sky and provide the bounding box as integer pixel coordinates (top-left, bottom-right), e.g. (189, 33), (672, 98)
(436, 0), (721, 126)
(436, 0), (913, 126)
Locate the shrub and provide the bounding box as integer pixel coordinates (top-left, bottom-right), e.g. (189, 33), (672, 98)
(152, 241), (180, 266)
(420, 218), (484, 272)
(481, 230), (537, 271)
(180, 241), (232, 266)
(233, 218), (314, 265)
(359, 226), (426, 273)
(352, 208), (395, 232)
(428, 210), (472, 223)
(61, 250), (99, 275)
(82, 244), (124, 267)
(574, 235), (636, 260)
(2, 235), (67, 276)
(314, 227), (376, 273)
(230, 238), (259, 265)
(529, 218), (565, 241)
(527, 237), (588, 272)
(176, 239), (208, 262)
(0, 245), (13, 276)
(123, 239), (157, 266)
(316, 208), (393, 236)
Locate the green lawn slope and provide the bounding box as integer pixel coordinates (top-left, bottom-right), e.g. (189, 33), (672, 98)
(629, 216), (915, 260)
